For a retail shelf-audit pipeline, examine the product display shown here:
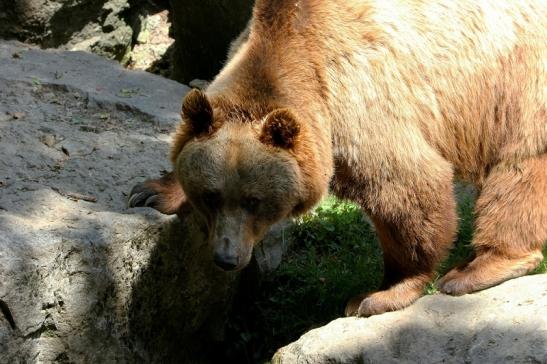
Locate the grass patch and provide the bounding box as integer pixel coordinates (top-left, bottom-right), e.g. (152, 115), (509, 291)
(223, 192), (546, 362)
(533, 244), (547, 274)
(223, 197), (383, 362)
(426, 191), (476, 294)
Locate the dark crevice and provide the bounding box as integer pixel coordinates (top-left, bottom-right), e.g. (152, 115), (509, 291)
(0, 299), (17, 330)
(168, 0), (253, 83)
(23, 315), (57, 339)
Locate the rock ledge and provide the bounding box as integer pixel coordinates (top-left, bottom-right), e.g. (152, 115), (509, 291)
(274, 274), (547, 364)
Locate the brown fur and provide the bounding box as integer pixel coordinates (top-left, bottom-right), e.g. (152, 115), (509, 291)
(438, 153), (547, 294)
(129, 172), (187, 215)
(131, 0), (547, 316)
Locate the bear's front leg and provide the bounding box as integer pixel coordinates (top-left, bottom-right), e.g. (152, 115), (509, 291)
(344, 168), (458, 317)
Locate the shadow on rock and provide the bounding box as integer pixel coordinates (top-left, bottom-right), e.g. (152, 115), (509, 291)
(0, 205), (124, 363)
(127, 211), (240, 363)
(45, 0), (109, 47)
(0, 0), (109, 45)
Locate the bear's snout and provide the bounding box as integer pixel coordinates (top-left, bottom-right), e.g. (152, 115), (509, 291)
(213, 252), (239, 271)
(213, 237), (240, 271)
(214, 253), (239, 270)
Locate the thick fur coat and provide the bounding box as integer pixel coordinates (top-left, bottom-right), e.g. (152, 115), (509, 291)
(130, 0), (546, 316)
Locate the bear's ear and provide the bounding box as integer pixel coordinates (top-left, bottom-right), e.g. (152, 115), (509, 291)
(259, 109), (301, 149)
(181, 89), (215, 135)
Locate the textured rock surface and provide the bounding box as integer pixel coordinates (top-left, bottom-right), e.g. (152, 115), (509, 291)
(169, 0), (253, 83)
(0, 0), (252, 79)
(0, 41), (187, 125)
(273, 274), (547, 364)
(0, 0), (145, 62)
(128, 9), (174, 76)
(0, 41), (285, 363)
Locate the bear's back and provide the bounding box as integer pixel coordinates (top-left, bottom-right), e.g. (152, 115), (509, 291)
(310, 0), (546, 182)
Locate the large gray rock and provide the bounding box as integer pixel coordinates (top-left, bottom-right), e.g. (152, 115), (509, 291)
(273, 274), (547, 364)
(0, 41), (187, 125)
(0, 41), (285, 363)
(0, 0), (145, 63)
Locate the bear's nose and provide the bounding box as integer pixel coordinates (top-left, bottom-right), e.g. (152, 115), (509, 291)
(213, 252), (239, 271)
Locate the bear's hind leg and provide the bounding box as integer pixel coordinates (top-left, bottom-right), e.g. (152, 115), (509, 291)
(438, 155), (547, 295)
(345, 179), (458, 317)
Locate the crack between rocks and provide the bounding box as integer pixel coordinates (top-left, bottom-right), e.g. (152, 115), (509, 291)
(0, 298), (17, 330)
(22, 313), (58, 340)
(23, 321), (49, 340)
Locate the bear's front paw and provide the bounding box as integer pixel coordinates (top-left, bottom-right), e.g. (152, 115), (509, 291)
(345, 292), (394, 317)
(436, 269), (471, 295)
(128, 173), (188, 215)
(344, 293), (367, 317)
(128, 181), (161, 209)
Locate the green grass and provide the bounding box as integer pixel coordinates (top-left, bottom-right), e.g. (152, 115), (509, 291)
(223, 193), (546, 363)
(223, 197), (383, 362)
(533, 244), (547, 274)
(425, 191), (476, 293)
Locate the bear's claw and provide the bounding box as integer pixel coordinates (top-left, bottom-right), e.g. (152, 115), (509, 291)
(128, 183), (160, 209)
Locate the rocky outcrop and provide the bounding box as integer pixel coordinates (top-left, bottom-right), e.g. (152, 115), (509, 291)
(273, 274), (547, 364)
(0, 41), (286, 363)
(129, 9), (174, 76)
(168, 0), (254, 83)
(0, 0), (147, 63)
(0, 0), (254, 81)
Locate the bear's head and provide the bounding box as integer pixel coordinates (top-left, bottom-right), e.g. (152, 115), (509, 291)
(171, 89), (328, 271)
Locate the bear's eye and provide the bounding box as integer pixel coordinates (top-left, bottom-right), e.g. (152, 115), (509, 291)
(202, 191), (222, 207)
(241, 197), (261, 213)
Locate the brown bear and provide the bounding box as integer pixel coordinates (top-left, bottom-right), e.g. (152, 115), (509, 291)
(129, 0), (547, 317)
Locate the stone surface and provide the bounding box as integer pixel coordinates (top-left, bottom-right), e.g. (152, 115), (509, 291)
(0, 0), (252, 80)
(0, 0), (145, 62)
(128, 9), (174, 75)
(0, 41), (188, 125)
(168, 0), (254, 83)
(273, 274), (547, 364)
(0, 40), (285, 363)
